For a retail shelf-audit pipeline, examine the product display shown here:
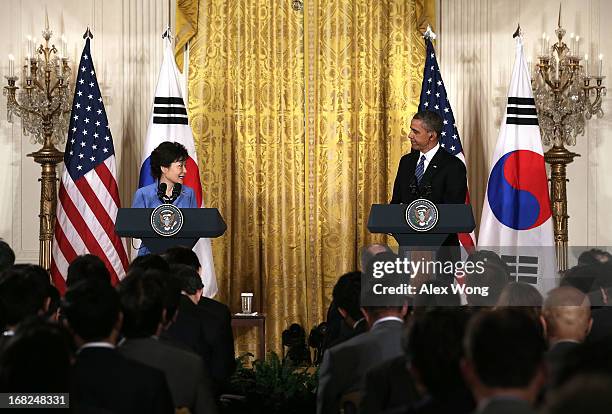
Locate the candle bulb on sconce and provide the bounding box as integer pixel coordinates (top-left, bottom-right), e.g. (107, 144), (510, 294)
(585, 54), (589, 76)
(570, 33), (575, 55)
(575, 36), (580, 56)
(8, 54), (14, 77)
(541, 32), (546, 55)
(599, 54), (604, 77)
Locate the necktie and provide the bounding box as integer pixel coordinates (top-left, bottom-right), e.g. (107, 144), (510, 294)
(415, 154), (426, 184)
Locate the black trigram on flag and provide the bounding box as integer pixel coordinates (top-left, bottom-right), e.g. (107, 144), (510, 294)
(502, 255), (539, 285)
(506, 97), (539, 126)
(153, 97), (188, 125)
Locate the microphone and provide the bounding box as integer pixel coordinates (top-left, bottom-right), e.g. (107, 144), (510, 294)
(172, 183), (182, 198)
(157, 183), (168, 203)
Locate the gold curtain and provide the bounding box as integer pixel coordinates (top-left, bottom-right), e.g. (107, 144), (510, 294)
(180, 0), (433, 356)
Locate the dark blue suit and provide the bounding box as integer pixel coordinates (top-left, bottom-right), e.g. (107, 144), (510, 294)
(132, 182), (197, 255)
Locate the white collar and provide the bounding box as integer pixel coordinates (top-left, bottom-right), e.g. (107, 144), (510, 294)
(353, 318), (365, 329)
(420, 142), (440, 162)
(2, 330), (15, 336)
(372, 316), (403, 329)
(78, 341), (115, 354)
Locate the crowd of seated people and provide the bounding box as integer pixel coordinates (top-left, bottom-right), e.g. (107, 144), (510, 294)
(0, 240), (233, 414)
(317, 247), (612, 414)
(4, 238), (612, 414)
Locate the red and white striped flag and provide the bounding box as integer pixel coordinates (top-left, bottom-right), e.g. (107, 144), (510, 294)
(51, 37), (128, 294)
(419, 33), (476, 250)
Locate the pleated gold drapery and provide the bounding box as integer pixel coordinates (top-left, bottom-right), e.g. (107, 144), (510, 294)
(179, 0), (433, 356)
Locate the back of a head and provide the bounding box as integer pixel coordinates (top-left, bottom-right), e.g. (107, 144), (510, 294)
(465, 250), (510, 306)
(561, 264), (605, 294)
(0, 317), (74, 392)
(332, 271), (362, 321)
(496, 282), (543, 308)
(119, 271), (165, 338)
(0, 239), (15, 274)
(0, 266), (48, 328)
(163, 246), (200, 270)
(464, 308), (546, 388)
(62, 279), (120, 342)
(361, 251), (407, 317)
(66, 254), (111, 287)
(360, 244), (392, 273)
(405, 307), (471, 397)
(578, 248), (612, 266)
(171, 264), (203, 295)
(543, 286), (591, 342)
(128, 253), (170, 273)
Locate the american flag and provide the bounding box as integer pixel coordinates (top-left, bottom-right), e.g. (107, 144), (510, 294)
(51, 38), (128, 293)
(418, 37), (476, 249)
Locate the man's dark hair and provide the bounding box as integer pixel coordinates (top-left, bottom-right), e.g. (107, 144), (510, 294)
(404, 308), (471, 397)
(171, 264), (203, 295)
(129, 254), (170, 273)
(361, 251), (406, 314)
(578, 248), (612, 266)
(66, 254), (111, 287)
(164, 246), (200, 270)
(464, 308), (546, 388)
(465, 250), (510, 307)
(0, 317), (74, 392)
(413, 111), (444, 139)
(0, 240), (15, 274)
(0, 266), (49, 327)
(332, 271), (362, 321)
(561, 263), (608, 295)
(119, 271), (165, 338)
(62, 279), (120, 341)
(149, 141), (188, 180)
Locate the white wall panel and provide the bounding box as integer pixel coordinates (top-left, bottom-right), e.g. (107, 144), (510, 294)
(0, 0), (174, 263)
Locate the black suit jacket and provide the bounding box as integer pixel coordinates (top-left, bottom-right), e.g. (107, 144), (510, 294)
(119, 337), (218, 414)
(72, 346), (173, 414)
(164, 296), (235, 394)
(391, 147), (467, 246)
(360, 355), (419, 414)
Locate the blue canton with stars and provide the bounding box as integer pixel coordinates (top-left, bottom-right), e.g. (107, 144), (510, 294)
(64, 38), (115, 180)
(418, 38), (463, 156)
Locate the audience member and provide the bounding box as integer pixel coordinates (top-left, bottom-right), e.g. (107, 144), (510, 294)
(66, 254), (111, 288)
(62, 279), (173, 414)
(128, 253), (171, 273)
(324, 271), (367, 350)
(577, 248), (612, 266)
(318, 252), (407, 414)
(163, 246), (234, 369)
(541, 287), (592, 386)
(496, 282), (543, 325)
(118, 270), (218, 414)
(0, 265), (49, 345)
(0, 239), (15, 274)
(544, 374), (612, 414)
(402, 307), (474, 414)
(0, 317), (74, 392)
(163, 264), (235, 395)
(462, 309), (546, 414)
(464, 250), (510, 307)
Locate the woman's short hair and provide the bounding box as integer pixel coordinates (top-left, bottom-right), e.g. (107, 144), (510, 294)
(149, 141), (188, 180)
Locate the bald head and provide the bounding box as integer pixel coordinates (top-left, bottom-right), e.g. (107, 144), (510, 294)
(542, 287), (592, 343)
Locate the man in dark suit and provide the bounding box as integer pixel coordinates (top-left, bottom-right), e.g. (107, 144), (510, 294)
(462, 309), (546, 414)
(163, 264), (235, 395)
(541, 286), (592, 387)
(316, 301), (407, 414)
(391, 110), (467, 246)
(118, 269), (218, 414)
(62, 279), (173, 414)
